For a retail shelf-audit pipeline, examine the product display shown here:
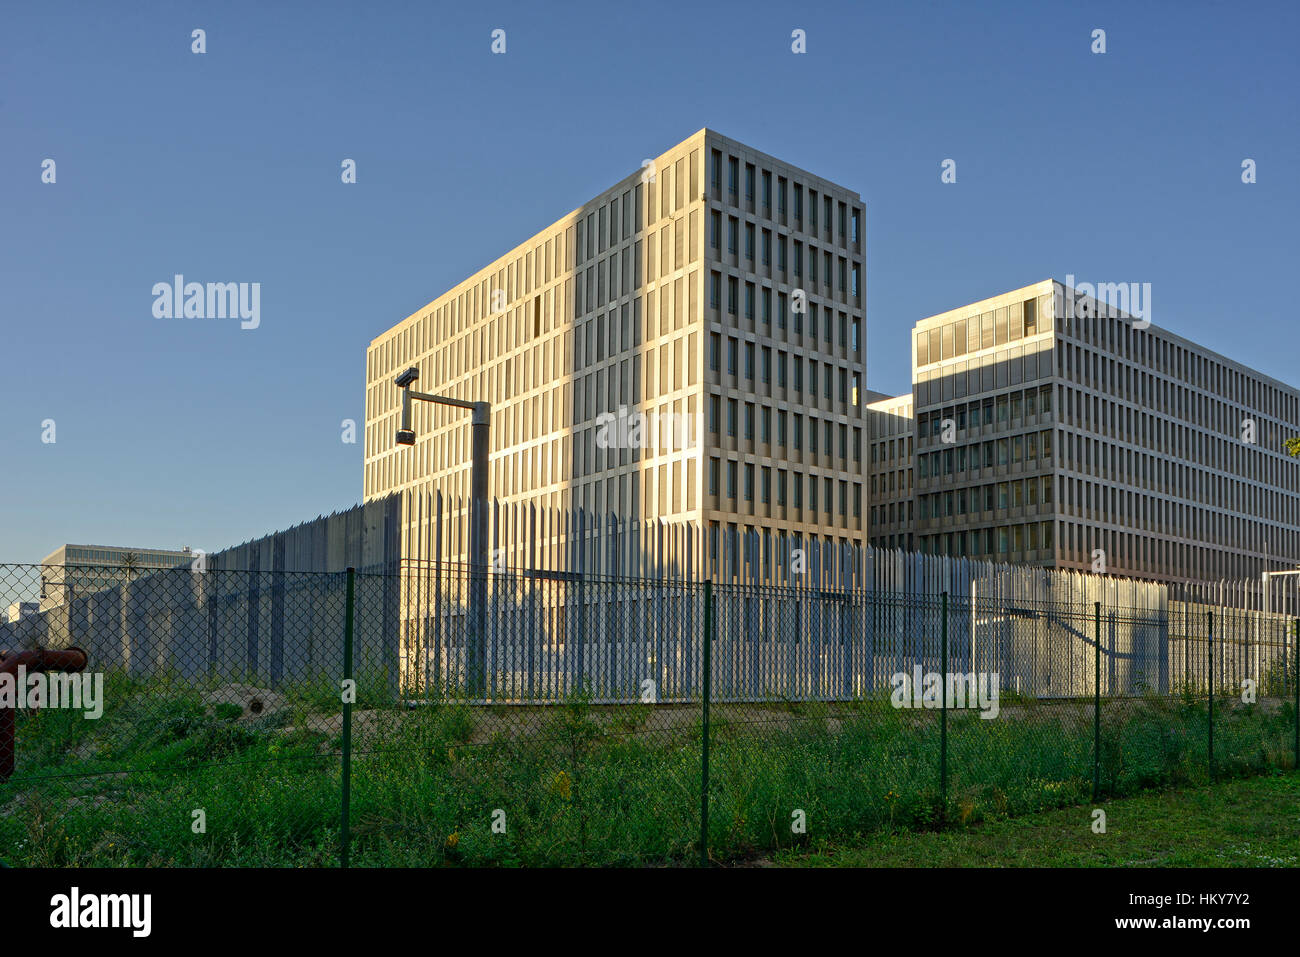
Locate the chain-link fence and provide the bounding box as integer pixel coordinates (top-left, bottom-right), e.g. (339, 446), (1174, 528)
(1, 562), (1296, 866)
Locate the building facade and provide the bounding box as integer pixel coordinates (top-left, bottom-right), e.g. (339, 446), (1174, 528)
(910, 279), (1300, 582)
(6, 601), (38, 624)
(39, 544), (197, 614)
(865, 391), (914, 550)
(365, 129), (869, 564)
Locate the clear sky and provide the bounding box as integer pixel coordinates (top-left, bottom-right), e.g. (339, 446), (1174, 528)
(2, 0), (1296, 565)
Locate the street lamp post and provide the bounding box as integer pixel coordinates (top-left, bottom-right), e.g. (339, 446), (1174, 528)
(394, 367), (490, 698)
(1262, 568), (1300, 695)
(1261, 568), (1300, 616)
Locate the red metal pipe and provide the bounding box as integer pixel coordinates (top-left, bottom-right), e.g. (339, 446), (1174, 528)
(0, 647), (88, 782)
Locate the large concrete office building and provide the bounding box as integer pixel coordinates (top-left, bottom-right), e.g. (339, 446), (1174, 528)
(365, 129), (868, 559)
(908, 279), (1300, 582)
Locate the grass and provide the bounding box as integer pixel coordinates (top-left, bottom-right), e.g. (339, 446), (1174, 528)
(0, 674), (1295, 867)
(776, 772), (1300, 867)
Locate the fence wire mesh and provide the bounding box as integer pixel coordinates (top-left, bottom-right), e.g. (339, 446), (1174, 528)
(0, 562), (1295, 866)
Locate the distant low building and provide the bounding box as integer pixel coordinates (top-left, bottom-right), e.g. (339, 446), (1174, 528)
(39, 544), (196, 615)
(5, 600), (38, 624)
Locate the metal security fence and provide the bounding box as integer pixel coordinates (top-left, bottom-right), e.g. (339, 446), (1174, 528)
(395, 568), (1294, 705)
(0, 561), (1297, 867)
(394, 564), (705, 703)
(0, 564), (395, 690)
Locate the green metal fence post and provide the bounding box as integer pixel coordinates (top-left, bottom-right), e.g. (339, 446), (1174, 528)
(1293, 619), (1298, 771)
(341, 566), (355, 869)
(1093, 601), (1101, 802)
(1207, 610), (1214, 783)
(940, 591), (948, 822)
(700, 579), (713, 868)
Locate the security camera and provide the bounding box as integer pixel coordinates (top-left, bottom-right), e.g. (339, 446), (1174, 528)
(396, 428), (416, 446)
(394, 367), (420, 388)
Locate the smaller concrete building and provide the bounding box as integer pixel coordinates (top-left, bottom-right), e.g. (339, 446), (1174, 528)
(866, 391), (914, 550)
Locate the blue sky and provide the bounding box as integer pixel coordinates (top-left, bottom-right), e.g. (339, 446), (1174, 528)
(2, 0), (1297, 565)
